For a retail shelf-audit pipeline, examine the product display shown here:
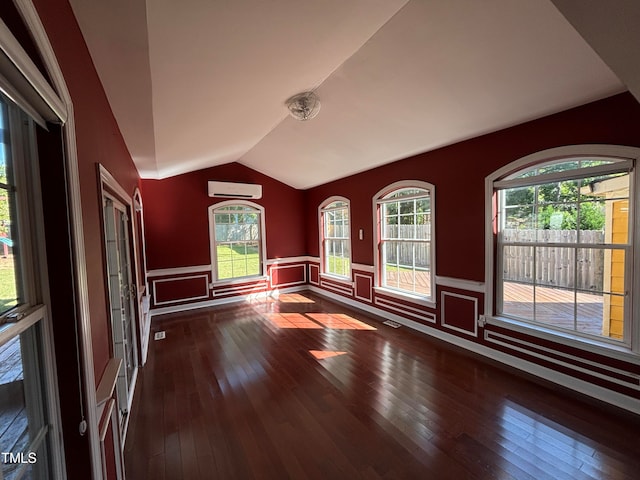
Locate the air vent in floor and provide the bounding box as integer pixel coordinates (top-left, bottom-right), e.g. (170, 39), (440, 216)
(382, 320), (401, 328)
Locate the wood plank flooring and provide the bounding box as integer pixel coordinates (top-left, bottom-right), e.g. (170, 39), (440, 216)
(124, 291), (640, 479)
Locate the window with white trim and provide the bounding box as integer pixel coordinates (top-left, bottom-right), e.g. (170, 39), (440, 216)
(210, 202), (265, 281)
(375, 182), (435, 300)
(493, 154), (635, 345)
(0, 94), (58, 480)
(320, 198), (351, 279)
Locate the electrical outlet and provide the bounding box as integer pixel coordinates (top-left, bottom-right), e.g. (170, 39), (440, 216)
(154, 331), (166, 340)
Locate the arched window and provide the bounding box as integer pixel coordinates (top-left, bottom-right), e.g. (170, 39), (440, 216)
(487, 145), (639, 349)
(374, 181), (435, 301)
(319, 197), (351, 279)
(209, 201), (265, 282)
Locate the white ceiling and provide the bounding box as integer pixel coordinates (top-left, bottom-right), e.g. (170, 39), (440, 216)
(69, 0), (637, 189)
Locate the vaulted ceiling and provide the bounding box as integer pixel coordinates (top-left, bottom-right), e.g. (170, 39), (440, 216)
(69, 0), (639, 189)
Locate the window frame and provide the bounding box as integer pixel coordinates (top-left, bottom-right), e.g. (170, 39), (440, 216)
(0, 94), (63, 480)
(318, 196), (352, 281)
(208, 200), (267, 284)
(373, 180), (436, 306)
(485, 145), (640, 358)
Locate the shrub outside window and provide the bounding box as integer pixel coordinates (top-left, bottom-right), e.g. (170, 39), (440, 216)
(375, 182), (435, 300)
(494, 156), (633, 345)
(320, 198), (351, 279)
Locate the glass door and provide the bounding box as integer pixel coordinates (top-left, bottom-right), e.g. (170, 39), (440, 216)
(102, 196), (138, 430)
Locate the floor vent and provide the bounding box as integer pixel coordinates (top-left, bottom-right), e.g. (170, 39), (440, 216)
(154, 331), (166, 340)
(383, 320), (401, 329)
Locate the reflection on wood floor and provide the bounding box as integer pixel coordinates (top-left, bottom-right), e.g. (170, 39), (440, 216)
(124, 291), (640, 479)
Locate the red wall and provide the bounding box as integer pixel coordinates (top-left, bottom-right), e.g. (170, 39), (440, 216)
(141, 162), (306, 269)
(305, 92), (640, 281)
(34, 0), (141, 384)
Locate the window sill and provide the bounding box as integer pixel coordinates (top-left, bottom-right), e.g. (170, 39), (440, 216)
(210, 275), (269, 288)
(486, 315), (640, 365)
(319, 272), (353, 285)
(374, 287), (435, 309)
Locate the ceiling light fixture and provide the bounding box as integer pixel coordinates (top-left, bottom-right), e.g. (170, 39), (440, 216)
(286, 91), (321, 121)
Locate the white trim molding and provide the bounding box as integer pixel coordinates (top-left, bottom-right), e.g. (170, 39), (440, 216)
(374, 295), (436, 324)
(208, 200), (267, 283)
(352, 263), (375, 273)
(436, 275), (485, 294)
(14, 1), (102, 478)
(266, 256), (313, 265)
(147, 264), (212, 277)
(372, 179), (436, 304)
(320, 277), (354, 296)
(354, 273), (373, 303)
(152, 274), (210, 306)
(318, 196), (352, 280)
(485, 330), (640, 390)
(269, 263), (307, 289)
(441, 291), (479, 337)
(485, 144), (640, 355)
(308, 264), (320, 286)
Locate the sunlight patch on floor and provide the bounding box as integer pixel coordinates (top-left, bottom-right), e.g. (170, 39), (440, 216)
(306, 313), (377, 330)
(309, 350), (348, 360)
(265, 312), (323, 329)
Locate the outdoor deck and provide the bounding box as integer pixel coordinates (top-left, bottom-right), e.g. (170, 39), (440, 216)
(503, 282), (604, 336)
(0, 335), (27, 480)
(385, 271), (604, 335)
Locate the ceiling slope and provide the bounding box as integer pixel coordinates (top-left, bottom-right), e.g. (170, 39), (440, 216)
(71, 0), (627, 189)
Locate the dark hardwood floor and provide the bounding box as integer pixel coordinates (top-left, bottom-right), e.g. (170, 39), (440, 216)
(124, 291), (640, 479)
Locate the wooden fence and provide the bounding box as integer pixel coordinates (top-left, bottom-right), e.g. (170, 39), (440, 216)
(384, 225), (431, 268)
(502, 229), (605, 290)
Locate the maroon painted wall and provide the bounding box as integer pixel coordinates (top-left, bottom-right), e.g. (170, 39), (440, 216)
(141, 162), (306, 269)
(34, 0), (141, 384)
(305, 92), (640, 281)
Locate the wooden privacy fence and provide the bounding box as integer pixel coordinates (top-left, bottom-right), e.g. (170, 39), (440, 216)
(502, 229), (605, 291)
(384, 225), (431, 268)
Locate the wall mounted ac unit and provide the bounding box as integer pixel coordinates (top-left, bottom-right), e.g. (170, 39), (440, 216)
(207, 181), (263, 199)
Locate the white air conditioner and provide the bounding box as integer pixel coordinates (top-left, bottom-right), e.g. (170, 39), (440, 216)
(207, 181), (263, 199)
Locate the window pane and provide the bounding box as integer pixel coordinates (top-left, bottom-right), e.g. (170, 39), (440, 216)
(537, 179), (579, 204)
(213, 205), (262, 281)
(326, 239), (350, 277)
(502, 205), (535, 233)
(0, 104), (22, 315)
(384, 188), (427, 199)
(576, 295), (605, 337)
(382, 240), (431, 296)
(580, 172), (629, 199)
(497, 157), (631, 343)
(502, 245), (534, 284)
(322, 203), (350, 277)
(0, 325), (48, 480)
(537, 160), (580, 175)
(501, 280), (534, 319)
(536, 246), (574, 289)
(216, 241), (260, 279)
(576, 248), (604, 293)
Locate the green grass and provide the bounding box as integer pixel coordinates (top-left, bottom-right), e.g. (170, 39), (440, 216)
(216, 244), (260, 280)
(326, 255), (350, 276)
(0, 255), (18, 314)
